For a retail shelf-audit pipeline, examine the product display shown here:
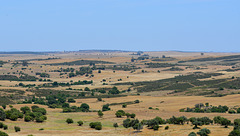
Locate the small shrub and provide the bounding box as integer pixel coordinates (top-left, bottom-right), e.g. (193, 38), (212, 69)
(165, 126), (169, 130)
(39, 128), (44, 131)
(197, 128), (211, 136)
(2, 105), (6, 109)
(14, 126), (21, 132)
(95, 124), (102, 130)
(153, 125), (159, 131)
(97, 97), (102, 101)
(113, 123), (118, 129)
(77, 121), (83, 126)
(134, 100), (140, 103)
(0, 122), (3, 128)
(66, 118), (74, 124)
(98, 110), (104, 118)
(229, 110), (236, 114)
(24, 115), (32, 122)
(3, 125), (8, 130)
(122, 104), (127, 108)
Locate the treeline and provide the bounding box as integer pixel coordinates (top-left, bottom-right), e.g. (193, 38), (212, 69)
(145, 62), (182, 68)
(36, 72), (50, 78)
(39, 80), (93, 88)
(47, 60), (114, 66)
(0, 74), (38, 81)
(181, 103), (240, 114)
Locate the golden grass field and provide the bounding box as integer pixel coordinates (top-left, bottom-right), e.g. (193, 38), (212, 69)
(0, 51), (240, 135)
(3, 94), (240, 136)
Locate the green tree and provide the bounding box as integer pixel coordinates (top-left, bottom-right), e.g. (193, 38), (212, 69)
(2, 105), (6, 109)
(0, 109), (6, 121)
(66, 118), (74, 124)
(197, 128), (211, 136)
(153, 125), (159, 131)
(77, 121), (83, 126)
(133, 123), (143, 132)
(188, 132), (197, 136)
(20, 106), (31, 114)
(0, 131), (8, 136)
(14, 126), (21, 132)
(3, 125), (8, 130)
(80, 103), (90, 112)
(84, 87), (90, 91)
(98, 110), (104, 118)
(122, 104), (127, 108)
(24, 115), (32, 122)
(36, 116), (46, 123)
(113, 123), (118, 129)
(102, 104), (110, 111)
(115, 110), (125, 118)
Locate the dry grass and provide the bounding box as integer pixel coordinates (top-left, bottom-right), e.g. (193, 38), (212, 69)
(1, 94), (240, 135)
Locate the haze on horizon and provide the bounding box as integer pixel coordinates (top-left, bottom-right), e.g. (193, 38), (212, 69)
(0, 0), (239, 52)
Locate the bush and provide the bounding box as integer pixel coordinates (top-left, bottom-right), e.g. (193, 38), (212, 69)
(36, 116), (46, 123)
(32, 108), (47, 115)
(122, 104), (127, 108)
(130, 113), (136, 118)
(165, 126), (169, 130)
(0, 109), (6, 121)
(98, 110), (104, 118)
(0, 131), (8, 136)
(229, 129), (240, 136)
(77, 121), (83, 126)
(10, 113), (18, 121)
(20, 106), (31, 114)
(188, 132), (197, 136)
(229, 110), (236, 114)
(14, 126), (21, 132)
(89, 122), (102, 130)
(24, 115), (33, 122)
(102, 104), (110, 111)
(153, 125), (159, 131)
(97, 97), (102, 101)
(84, 87), (90, 91)
(134, 100), (140, 103)
(197, 128), (211, 136)
(2, 105), (6, 109)
(113, 123), (118, 129)
(95, 124), (102, 130)
(0, 122), (3, 128)
(66, 118), (74, 124)
(80, 103), (90, 112)
(68, 98), (76, 103)
(115, 110), (125, 118)
(3, 125), (8, 130)
(31, 105), (39, 110)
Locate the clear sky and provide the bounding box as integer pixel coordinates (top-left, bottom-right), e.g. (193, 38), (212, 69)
(0, 0), (239, 52)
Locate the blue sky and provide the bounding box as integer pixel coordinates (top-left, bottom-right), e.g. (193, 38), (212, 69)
(0, 0), (239, 52)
